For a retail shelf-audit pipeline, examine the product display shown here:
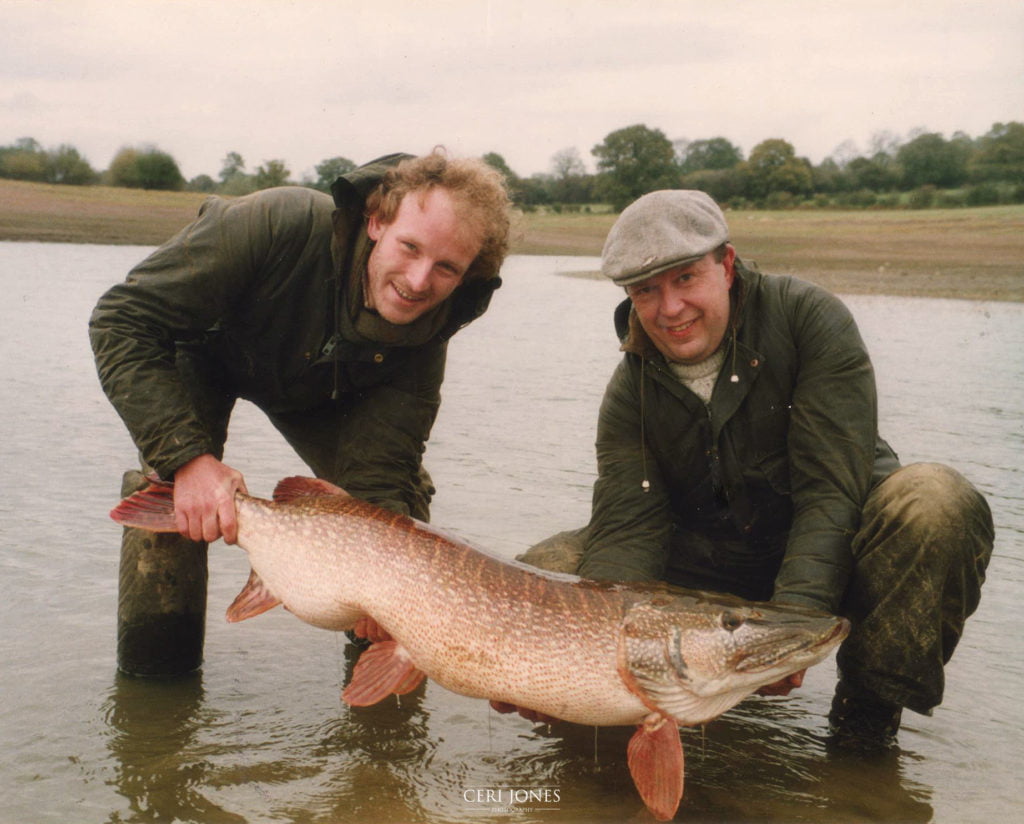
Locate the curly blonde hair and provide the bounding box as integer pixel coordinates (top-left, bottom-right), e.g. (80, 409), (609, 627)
(365, 148), (512, 282)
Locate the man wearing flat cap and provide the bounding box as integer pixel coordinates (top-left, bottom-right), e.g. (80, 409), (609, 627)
(522, 189), (993, 751)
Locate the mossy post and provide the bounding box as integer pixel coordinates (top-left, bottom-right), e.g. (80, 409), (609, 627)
(117, 470), (208, 676)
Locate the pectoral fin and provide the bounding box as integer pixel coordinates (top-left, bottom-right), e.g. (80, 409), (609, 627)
(225, 568), (282, 622)
(342, 640), (426, 706)
(627, 715), (684, 822)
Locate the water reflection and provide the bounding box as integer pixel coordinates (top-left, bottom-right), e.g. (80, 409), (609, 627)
(103, 672), (246, 823)
(298, 643), (435, 824)
(677, 702), (934, 821)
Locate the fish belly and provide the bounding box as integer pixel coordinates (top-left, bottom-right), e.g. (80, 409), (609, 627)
(237, 501), (649, 726)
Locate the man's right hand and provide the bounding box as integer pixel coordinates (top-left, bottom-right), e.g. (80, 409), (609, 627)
(172, 454), (248, 544)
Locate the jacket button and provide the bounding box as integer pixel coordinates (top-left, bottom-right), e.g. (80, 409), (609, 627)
(750, 358), (759, 367)
(373, 353), (385, 364)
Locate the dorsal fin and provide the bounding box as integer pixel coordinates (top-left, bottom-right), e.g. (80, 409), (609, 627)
(273, 476), (351, 503)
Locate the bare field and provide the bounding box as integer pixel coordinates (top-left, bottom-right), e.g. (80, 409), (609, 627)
(524, 206), (1024, 302)
(0, 179), (211, 245)
(2, 179), (1021, 301)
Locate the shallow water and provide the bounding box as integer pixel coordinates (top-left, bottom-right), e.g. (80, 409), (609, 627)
(1, 242), (1021, 823)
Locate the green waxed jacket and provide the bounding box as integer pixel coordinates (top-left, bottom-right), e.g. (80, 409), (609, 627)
(579, 259), (900, 613)
(89, 154), (500, 515)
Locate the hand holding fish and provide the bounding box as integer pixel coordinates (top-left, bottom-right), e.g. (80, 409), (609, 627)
(172, 454), (248, 544)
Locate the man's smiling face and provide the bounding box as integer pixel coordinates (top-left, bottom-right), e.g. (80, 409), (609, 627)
(364, 187), (481, 325)
(626, 245), (736, 364)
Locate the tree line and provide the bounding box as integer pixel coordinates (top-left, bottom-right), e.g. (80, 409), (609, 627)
(0, 138), (354, 195)
(501, 121), (1024, 211)
(3, 121), (1023, 211)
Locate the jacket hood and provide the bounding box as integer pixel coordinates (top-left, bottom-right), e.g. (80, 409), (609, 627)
(442, 274), (502, 340)
(330, 153), (414, 208)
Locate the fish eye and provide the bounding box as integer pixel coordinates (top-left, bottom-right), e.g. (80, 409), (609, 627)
(721, 612), (745, 632)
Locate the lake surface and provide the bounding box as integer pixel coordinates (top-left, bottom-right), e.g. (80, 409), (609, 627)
(1, 241), (1021, 823)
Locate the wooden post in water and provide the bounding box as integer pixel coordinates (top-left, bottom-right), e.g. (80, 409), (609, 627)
(117, 470), (208, 676)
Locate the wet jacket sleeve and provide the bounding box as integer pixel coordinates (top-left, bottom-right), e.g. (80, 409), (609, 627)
(771, 286), (879, 612)
(579, 358), (673, 582)
(88, 195), (278, 478)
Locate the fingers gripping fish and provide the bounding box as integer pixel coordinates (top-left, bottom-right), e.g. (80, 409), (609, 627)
(110, 477), (849, 821)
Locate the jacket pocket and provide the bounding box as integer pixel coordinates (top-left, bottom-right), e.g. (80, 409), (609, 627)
(755, 451), (791, 495)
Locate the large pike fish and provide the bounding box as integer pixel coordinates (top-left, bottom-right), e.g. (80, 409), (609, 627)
(110, 477), (849, 820)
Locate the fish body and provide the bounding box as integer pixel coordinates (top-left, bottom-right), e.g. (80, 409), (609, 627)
(111, 478), (850, 819)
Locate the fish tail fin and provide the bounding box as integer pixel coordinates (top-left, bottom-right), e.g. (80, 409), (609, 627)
(627, 716), (684, 821)
(226, 568), (283, 622)
(273, 476), (351, 503)
(109, 481), (178, 532)
(342, 640), (426, 706)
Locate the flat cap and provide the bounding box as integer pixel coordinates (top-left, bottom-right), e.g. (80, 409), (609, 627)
(601, 190), (729, 287)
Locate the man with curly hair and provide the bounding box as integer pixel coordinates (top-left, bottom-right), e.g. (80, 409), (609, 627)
(91, 149), (512, 674)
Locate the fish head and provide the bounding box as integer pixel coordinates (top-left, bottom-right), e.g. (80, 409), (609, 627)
(619, 588), (850, 726)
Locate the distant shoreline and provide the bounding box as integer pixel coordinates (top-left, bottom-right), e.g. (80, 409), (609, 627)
(2, 179), (1021, 302)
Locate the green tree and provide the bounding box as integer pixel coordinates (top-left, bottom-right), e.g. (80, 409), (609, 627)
(219, 151), (246, 184)
(135, 148), (184, 190)
(0, 137), (47, 180)
(516, 174), (553, 207)
(592, 124), (679, 211)
(187, 174), (217, 192)
(549, 147), (592, 204)
(811, 157), (845, 194)
(482, 152), (534, 207)
(216, 151), (257, 194)
(482, 152), (516, 181)
(742, 139), (813, 201)
(846, 155), (899, 192)
(896, 132), (969, 189)
(108, 145), (184, 190)
(969, 121), (1024, 183)
(311, 156), (356, 191)
(44, 144), (97, 185)
(1, 138), (97, 184)
(254, 159), (291, 189)
(678, 137), (743, 174)
(680, 167), (745, 204)
(106, 147), (141, 187)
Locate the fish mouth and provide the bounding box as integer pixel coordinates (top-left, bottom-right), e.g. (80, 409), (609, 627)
(734, 617), (850, 673)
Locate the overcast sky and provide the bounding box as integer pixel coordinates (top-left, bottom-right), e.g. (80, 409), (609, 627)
(3, 0), (1022, 182)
